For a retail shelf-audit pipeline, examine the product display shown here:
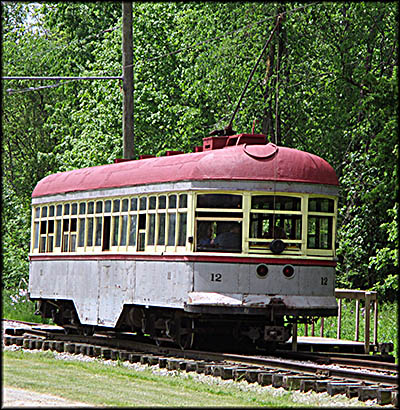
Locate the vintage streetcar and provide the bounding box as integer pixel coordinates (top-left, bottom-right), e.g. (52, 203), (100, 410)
(28, 133), (339, 349)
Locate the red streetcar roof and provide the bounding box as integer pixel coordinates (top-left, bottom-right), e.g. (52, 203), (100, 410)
(32, 140), (339, 198)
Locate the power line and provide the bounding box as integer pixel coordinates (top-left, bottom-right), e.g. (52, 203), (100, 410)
(3, 76), (122, 81)
(6, 81), (69, 94)
(3, 3), (319, 94)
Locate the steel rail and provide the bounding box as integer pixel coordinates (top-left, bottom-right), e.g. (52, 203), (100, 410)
(5, 320), (398, 388)
(21, 327), (398, 386)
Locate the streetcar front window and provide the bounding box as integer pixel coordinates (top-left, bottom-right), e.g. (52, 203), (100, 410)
(195, 193), (243, 253)
(307, 197), (335, 251)
(249, 195), (302, 253)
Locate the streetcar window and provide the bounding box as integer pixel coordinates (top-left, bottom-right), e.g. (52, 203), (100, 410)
(168, 195), (177, 209)
(178, 213), (187, 246)
(196, 221), (214, 251)
(120, 215), (128, 246)
(49, 205), (55, 217)
(309, 198), (334, 213)
(308, 216), (333, 249)
(95, 217), (102, 246)
(113, 199), (120, 212)
(88, 201), (94, 214)
(251, 196), (300, 211)
(130, 197), (138, 211)
(158, 196), (166, 209)
(197, 194), (242, 209)
(35, 207), (40, 218)
(105, 200), (111, 213)
(70, 218), (77, 231)
(40, 237), (46, 253)
(196, 221), (242, 253)
(78, 219), (85, 247)
(33, 222), (39, 249)
(102, 216), (111, 250)
(148, 214), (156, 245)
(307, 197), (335, 251)
(138, 213), (146, 229)
(70, 218), (77, 252)
(56, 221), (61, 247)
(71, 203), (78, 215)
(195, 193), (243, 253)
(122, 198), (129, 212)
(96, 201), (103, 213)
(41, 206), (48, 217)
(62, 233), (68, 252)
(149, 196), (156, 210)
(179, 194), (187, 208)
(167, 213), (176, 245)
(79, 203), (86, 215)
(112, 216), (119, 246)
(56, 204), (62, 216)
(128, 215), (137, 246)
(47, 236), (54, 253)
(139, 197), (147, 210)
(157, 213), (166, 245)
(250, 214), (301, 240)
(40, 221), (47, 234)
(87, 217), (94, 246)
(70, 234), (77, 252)
(47, 221), (54, 252)
(64, 204), (70, 215)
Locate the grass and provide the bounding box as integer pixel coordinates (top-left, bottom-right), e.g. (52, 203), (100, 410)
(2, 288), (51, 324)
(3, 350), (314, 407)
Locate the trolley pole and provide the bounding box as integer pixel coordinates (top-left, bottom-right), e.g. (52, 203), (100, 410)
(122, 1), (135, 159)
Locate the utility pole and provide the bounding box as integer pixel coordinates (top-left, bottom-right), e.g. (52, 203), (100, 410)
(122, 1), (134, 159)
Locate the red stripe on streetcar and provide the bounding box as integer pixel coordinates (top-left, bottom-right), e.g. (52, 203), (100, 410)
(29, 253), (336, 266)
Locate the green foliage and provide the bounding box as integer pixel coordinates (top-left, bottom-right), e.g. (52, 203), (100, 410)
(2, 287), (43, 323)
(1, 2), (398, 300)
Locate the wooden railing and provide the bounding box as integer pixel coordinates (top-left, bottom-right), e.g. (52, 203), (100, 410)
(294, 289), (378, 354)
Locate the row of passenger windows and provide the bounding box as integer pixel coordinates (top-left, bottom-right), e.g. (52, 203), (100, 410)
(32, 193), (336, 254)
(36, 195), (186, 218)
(33, 194), (188, 253)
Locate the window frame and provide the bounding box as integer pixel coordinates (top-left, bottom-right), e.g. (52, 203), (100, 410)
(247, 193), (304, 255)
(195, 192), (244, 253)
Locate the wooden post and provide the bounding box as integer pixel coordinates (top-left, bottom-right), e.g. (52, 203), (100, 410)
(355, 299), (360, 341)
(320, 317), (324, 337)
(373, 297), (378, 346)
(311, 318), (315, 336)
(364, 292), (371, 354)
(292, 322), (297, 352)
(122, 1), (135, 159)
(337, 298), (342, 339)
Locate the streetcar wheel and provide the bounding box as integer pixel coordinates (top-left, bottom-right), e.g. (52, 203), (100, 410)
(81, 325), (95, 336)
(178, 331), (195, 350)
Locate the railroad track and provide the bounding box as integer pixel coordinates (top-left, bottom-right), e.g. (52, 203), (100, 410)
(3, 320), (398, 406)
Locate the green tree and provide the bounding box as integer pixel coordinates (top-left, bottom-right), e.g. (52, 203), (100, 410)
(2, 2), (398, 301)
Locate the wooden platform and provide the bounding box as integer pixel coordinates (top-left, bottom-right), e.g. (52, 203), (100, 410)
(281, 336), (377, 354)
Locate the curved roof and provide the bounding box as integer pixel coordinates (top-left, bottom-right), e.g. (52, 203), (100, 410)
(32, 142), (339, 198)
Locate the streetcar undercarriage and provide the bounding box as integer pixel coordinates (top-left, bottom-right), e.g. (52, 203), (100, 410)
(33, 298), (338, 351)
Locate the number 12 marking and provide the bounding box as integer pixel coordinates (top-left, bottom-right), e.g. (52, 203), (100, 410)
(211, 273), (222, 282)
